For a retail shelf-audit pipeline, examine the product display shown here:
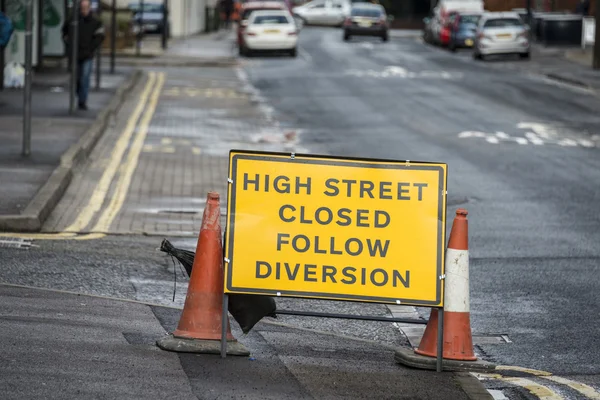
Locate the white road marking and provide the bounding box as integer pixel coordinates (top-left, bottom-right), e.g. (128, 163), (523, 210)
(486, 136), (500, 144)
(298, 47), (313, 63)
(346, 66), (460, 80)
(578, 139), (595, 147)
(488, 389), (509, 400)
(557, 138), (578, 147)
(458, 131), (486, 138)
(524, 132), (545, 145)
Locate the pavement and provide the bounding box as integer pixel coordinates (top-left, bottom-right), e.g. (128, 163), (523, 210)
(0, 283), (484, 400)
(0, 65), (137, 231)
(2, 27), (600, 399)
(101, 32), (237, 66)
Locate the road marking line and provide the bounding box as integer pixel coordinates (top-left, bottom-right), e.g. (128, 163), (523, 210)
(476, 373), (563, 400)
(161, 146), (176, 153)
(496, 366), (553, 376)
(0, 232), (105, 241)
(299, 47), (313, 63)
(62, 72), (158, 233)
(502, 378), (563, 400)
(488, 389), (508, 400)
(541, 376), (600, 399)
(90, 72), (165, 233)
(481, 367), (600, 399)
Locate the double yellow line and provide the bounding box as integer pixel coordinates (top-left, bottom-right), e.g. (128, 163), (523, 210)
(1, 71), (166, 241)
(475, 366), (600, 400)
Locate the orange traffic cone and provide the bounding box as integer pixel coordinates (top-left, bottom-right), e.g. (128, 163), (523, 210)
(156, 192), (249, 356)
(414, 209), (476, 361)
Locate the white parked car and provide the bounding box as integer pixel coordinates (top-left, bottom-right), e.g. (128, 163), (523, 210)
(240, 10), (299, 57)
(473, 12), (530, 60)
(293, 0), (351, 26)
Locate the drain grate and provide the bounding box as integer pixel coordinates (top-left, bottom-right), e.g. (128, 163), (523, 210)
(473, 334), (512, 345)
(0, 237), (33, 249)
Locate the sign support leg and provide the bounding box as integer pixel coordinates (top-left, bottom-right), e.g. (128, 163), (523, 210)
(436, 306), (444, 372)
(220, 293), (229, 358)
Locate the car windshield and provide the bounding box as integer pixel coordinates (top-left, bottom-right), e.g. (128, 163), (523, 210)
(484, 18), (522, 28)
(243, 8), (280, 20)
(460, 15), (480, 25)
(252, 15), (290, 24)
(351, 8), (382, 18)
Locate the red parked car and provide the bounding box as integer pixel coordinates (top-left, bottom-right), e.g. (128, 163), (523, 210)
(439, 11), (458, 47)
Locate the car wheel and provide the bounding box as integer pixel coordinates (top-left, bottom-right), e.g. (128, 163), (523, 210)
(472, 52), (481, 60)
(239, 46), (246, 56)
(520, 51), (530, 60)
(382, 33), (389, 42)
(290, 47), (297, 58)
(449, 41), (456, 52)
(344, 33), (350, 41)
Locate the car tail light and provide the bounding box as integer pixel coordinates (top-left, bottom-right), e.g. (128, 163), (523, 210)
(344, 17), (351, 26)
(288, 31), (297, 36)
(246, 32), (257, 36)
(518, 30), (528, 38)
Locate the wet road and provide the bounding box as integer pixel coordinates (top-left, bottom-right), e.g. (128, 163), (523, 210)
(242, 27), (600, 397)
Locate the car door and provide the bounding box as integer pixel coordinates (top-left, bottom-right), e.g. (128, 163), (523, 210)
(329, 1), (346, 25)
(301, 1), (327, 24)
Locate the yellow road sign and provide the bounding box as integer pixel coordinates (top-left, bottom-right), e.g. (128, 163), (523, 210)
(224, 151), (447, 306)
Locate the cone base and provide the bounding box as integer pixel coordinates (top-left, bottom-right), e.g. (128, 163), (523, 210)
(173, 328), (235, 342)
(414, 348), (477, 362)
(156, 335), (250, 356)
(395, 347), (495, 372)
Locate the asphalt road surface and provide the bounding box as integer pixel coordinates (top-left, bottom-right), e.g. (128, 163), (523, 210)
(241, 27), (600, 398)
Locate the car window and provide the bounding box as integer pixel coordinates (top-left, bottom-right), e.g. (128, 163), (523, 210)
(460, 15), (480, 25)
(333, 3), (343, 8)
(242, 8), (275, 20)
(351, 8), (382, 18)
(484, 18), (522, 28)
(252, 15), (291, 24)
(309, 3), (325, 8)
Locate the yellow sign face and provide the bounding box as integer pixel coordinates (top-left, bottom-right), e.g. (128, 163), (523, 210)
(224, 151), (447, 307)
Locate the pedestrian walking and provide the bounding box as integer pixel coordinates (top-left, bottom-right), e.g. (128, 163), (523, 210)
(221, 0), (234, 29)
(62, 0), (105, 110)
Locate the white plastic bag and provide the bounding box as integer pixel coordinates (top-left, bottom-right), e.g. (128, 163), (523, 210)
(3, 61), (25, 88)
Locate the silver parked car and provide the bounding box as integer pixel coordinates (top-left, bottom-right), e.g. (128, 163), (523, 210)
(473, 12), (530, 60)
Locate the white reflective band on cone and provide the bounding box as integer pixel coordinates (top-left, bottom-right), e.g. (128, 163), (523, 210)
(444, 248), (470, 313)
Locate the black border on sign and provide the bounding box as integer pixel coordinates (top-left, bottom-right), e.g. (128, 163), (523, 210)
(224, 150), (447, 307)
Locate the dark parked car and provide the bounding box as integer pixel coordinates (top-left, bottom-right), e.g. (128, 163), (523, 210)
(448, 12), (481, 51)
(342, 4), (390, 42)
(129, 2), (169, 35)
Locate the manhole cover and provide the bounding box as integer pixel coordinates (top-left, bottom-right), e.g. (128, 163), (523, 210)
(0, 237), (33, 249)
